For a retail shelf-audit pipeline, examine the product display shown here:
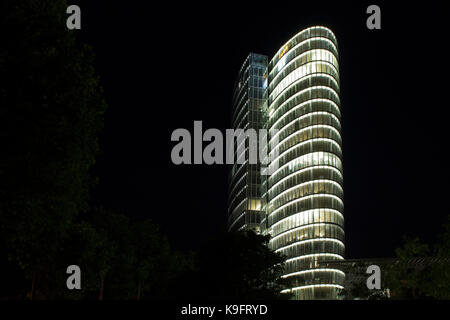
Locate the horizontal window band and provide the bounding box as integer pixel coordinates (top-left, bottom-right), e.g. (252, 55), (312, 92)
(274, 237), (344, 253)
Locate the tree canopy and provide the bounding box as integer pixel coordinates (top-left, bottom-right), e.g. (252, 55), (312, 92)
(0, 1), (291, 301)
(172, 230), (292, 300)
(340, 215), (450, 300)
(0, 0), (107, 299)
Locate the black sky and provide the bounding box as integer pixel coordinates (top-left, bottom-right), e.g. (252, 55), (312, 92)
(74, 1), (449, 259)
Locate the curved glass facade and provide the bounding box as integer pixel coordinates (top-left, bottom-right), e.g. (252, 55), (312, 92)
(264, 26), (344, 300)
(227, 53), (268, 232)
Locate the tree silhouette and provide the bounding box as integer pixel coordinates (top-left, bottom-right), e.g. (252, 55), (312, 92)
(173, 230), (293, 300)
(385, 216), (450, 300)
(0, 0), (107, 299)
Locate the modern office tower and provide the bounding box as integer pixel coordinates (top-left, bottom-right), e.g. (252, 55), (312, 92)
(227, 26), (344, 300)
(263, 26), (345, 300)
(227, 53), (268, 233)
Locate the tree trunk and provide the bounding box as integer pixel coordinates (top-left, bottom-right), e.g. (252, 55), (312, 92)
(30, 271), (36, 300)
(137, 282), (141, 301)
(98, 278), (104, 300)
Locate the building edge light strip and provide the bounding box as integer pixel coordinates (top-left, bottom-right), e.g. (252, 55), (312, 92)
(270, 58), (339, 96)
(228, 185), (248, 211)
(268, 177), (343, 202)
(270, 37), (338, 76)
(269, 115), (341, 146)
(274, 238), (345, 253)
(268, 137), (342, 168)
(269, 179), (343, 204)
(268, 193), (344, 218)
(269, 222), (344, 242)
(269, 72), (339, 112)
(270, 67), (340, 103)
(281, 284), (344, 293)
(228, 172), (247, 199)
(281, 268), (346, 278)
(270, 28), (338, 68)
(270, 26), (337, 60)
(270, 208), (344, 231)
(268, 151), (342, 183)
(269, 124), (342, 157)
(270, 97), (340, 130)
(228, 211), (245, 231)
(270, 47), (339, 87)
(269, 109), (341, 139)
(269, 165), (343, 194)
(285, 253), (344, 263)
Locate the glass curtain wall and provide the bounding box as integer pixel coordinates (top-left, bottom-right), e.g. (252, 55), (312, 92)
(264, 26), (345, 300)
(227, 53), (268, 233)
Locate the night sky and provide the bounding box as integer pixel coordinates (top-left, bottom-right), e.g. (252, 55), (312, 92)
(74, 1), (448, 259)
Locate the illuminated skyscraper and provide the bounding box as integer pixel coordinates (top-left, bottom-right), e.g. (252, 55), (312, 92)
(227, 53), (267, 233)
(228, 26), (344, 300)
(263, 26), (344, 300)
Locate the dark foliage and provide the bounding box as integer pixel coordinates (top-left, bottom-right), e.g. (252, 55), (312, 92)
(171, 230), (292, 300)
(0, 0), (107, 299)
(0, 1), (289, 300)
